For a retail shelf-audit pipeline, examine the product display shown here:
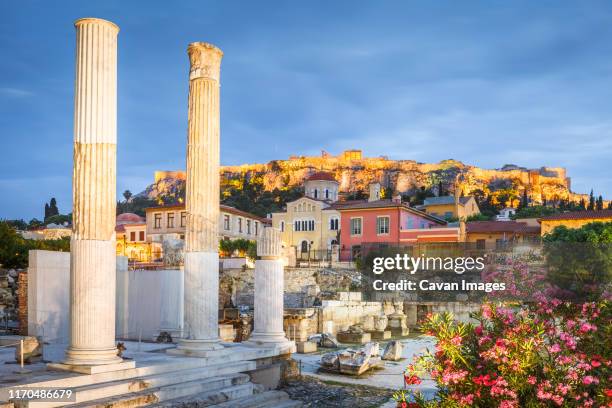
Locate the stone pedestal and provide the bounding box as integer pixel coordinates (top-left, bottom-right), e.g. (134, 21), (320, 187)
(173, 42), (225, 357)
(246, 228), (293, 349)
(337, 331), (371, 344)
(296, 341), (317, 354)
(387, 301), (410, 337)
(58, 17), (127, 370)
(368, 330), (391, 340)
(387, 314), (410, 337)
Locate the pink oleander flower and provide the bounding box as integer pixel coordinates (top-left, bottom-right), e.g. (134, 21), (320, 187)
(582, 375), (599, 385)
(548, 343), (561, 353)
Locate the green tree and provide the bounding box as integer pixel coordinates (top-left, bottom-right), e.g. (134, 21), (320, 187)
(123, 190), (133, 202)
(543, 222), (612, 297)
(511, 205), (558, 220)
(588, 189), (595, 211)
(0, 221), (70, 269)
(596, 195), (604, 211)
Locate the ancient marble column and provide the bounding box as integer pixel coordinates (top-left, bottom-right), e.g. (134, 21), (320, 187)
(248, 227), (291, 346)
(175, 43), (224, 354)
(64, 18), (122, 366)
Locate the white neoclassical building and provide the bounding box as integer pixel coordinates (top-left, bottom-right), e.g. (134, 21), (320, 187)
(271, 172), (341, 259)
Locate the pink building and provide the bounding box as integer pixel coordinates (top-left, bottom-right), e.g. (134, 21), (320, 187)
(336, 199), (460, 261)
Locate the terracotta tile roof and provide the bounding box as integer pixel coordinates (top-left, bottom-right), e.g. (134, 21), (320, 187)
(306, 171), (337, 182)
(423, 196), (473, 206)
(466, 221), (540, 234)
(116, 212), (145, 224)
(335, 199), (447, 224)
(539, 209), (612, 221)
(144, 203), (269, 223)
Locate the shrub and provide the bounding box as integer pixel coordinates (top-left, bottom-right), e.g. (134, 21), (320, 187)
(397, 300), (611, 407)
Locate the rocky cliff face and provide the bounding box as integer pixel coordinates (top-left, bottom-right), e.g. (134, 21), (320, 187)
(221, 156), (585, 206)
(139, 153), (591, 207)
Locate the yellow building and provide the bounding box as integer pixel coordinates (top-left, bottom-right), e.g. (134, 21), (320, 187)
(422, 196), (480, 220)
(271, 172), (341, 259)
(464, 221), (540, 250)
(539, 210), (612, 236)
(115, 213), (160, 262)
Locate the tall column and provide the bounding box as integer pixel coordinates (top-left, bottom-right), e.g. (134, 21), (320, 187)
(64, 18), (122, 366)
(176, 42), (224, 354)
(247, 227), (292, 348)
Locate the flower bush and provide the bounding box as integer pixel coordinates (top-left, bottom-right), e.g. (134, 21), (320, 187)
(397, 300), (611, 407)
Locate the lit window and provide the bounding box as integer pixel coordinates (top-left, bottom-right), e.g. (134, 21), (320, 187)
(377, 216), (390, 234)
(351, 218), (362, 235)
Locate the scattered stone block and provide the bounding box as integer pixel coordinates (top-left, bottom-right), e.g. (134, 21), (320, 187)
(14, 336), (42, 363)
(320, 333), (339, 348)
(296, 341), (317, 354)
(219, 324), (235, 342)
(382, 340), (403, 361)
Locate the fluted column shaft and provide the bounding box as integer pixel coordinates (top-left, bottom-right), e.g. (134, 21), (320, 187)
(178, 42), (224, 352)
(65, 18), (121, 366)
(249, 227), (289, 344)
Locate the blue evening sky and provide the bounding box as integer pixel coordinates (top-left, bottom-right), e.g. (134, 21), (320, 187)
(1, 1), (611, 220)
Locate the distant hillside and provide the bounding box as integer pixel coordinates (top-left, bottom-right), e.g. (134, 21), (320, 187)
(136, 150), (607, 217)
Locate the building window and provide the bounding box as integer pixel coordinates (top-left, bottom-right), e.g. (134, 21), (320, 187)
(301, 240), (309, 253)
(223, 214), (230, 231)
(238, 218), (243, 233)
(350, 218), (362, 235)
(476, 239), (486, 250)
(313, 189), (318, 199)
(254, 221), (258, 236)
(444, 211), (453, 220)
(139, 231), (145, 241)
(377, 216), (390, 235)
(280, 221), (285, 232)
(130, 231), (136, 241)
(180, 212), (186, 227)
(420, 221), (427, 229)
(167, 212), (175, 228)
(329, 217), (339, 230)
(325, 189), (329, 199)
(247, 220), (251, 235)
(154, 213), (162, 229)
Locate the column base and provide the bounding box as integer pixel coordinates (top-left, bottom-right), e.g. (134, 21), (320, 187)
(244, 333), (296, 354)
(62, 346), (123, 366)
(167, 338), (226, 357)
(48, 360), (135, 374)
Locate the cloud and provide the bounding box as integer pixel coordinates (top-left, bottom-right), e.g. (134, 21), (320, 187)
(0, 87), (33, 98)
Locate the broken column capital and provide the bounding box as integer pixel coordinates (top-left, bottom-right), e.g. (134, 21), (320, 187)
(187, 42), (223, 82)
(257, 226), (281, 259)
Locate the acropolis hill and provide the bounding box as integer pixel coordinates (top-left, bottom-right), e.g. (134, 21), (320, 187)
(145, 149), (593, 206)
